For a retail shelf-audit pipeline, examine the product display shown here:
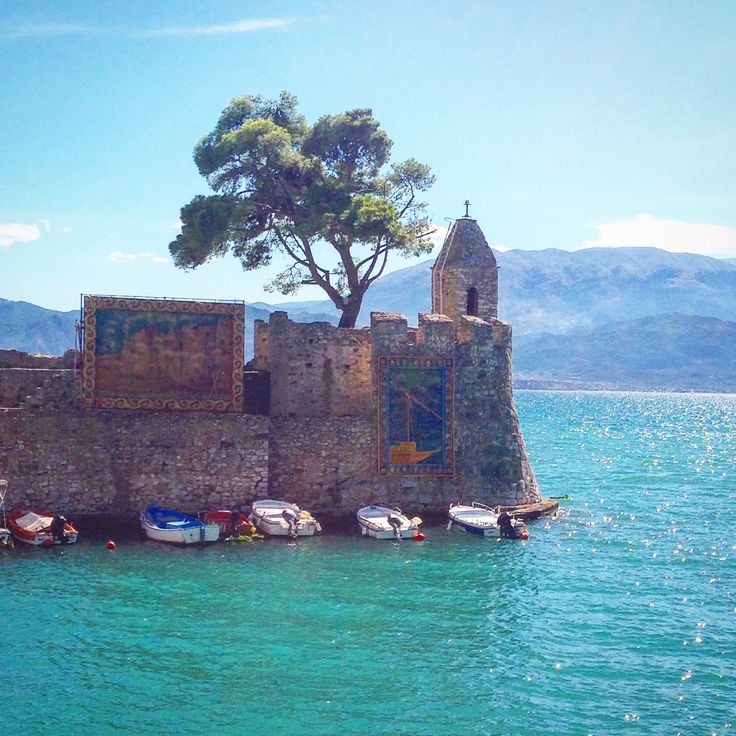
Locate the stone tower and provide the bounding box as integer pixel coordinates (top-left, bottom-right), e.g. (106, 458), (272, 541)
(431, 212), (499, 324)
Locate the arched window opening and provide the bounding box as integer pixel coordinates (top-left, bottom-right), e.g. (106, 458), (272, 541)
(466, 287), (479, 316)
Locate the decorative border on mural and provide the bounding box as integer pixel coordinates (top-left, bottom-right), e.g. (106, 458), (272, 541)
(80, 295), (244, 412)
(377, 355), (455, 476)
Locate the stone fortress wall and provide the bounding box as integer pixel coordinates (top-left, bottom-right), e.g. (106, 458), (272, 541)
(0, 216), (542, 518)
(1, 398), (269, 515)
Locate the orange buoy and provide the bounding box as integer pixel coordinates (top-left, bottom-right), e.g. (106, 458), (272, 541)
(41, 538), (54, 548)
(106, 539), (116, 550)
(413, 532), (426, 542)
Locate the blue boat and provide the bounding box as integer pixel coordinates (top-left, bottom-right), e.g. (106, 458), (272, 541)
(448, 502), (529, 539)
(140, 506), (221, 545)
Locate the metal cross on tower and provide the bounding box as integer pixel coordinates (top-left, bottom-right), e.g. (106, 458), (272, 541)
(463, 200), (471, 218)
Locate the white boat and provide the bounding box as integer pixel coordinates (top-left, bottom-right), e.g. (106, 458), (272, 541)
(448, 502), (529, 539)
(250, 499), (321, 538)
(140, 506), (220, 544)
(356, 505), (424, 540)
(0, 479), (13, 548)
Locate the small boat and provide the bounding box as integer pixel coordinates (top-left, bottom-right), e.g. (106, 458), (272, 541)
(448, 502), (529, 539)
(203, 509), (257, 539)
(250, 499), (321, 538)
(0, 479), (13, 548)
(140, 506), (220, 545)
(357, 505), (424, 540)
(7, 508), (79, 546)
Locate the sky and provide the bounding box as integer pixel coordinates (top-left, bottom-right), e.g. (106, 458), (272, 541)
(1, 0), (735, 312)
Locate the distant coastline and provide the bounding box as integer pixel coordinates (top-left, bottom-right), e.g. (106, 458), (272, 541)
(514, 380), (736, 395)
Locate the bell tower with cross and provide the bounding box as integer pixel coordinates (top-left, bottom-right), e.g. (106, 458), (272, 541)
(430, 201), (499, 323)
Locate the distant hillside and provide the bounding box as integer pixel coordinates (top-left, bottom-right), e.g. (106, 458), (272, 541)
(0, 299), (78, 355)
(3, 247), (736, 391)
(513, 313), (736, 392)
(359, 247), (736, 334)
(0, 299), (338, 359)
(496, 247), (736, 335)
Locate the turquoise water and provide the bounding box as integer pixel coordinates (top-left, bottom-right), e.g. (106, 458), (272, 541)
(1, 391), (734, 735)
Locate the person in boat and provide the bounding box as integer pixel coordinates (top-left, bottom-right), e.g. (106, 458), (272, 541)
(49, 514), (69, 544)
(497, 511), (521, 539)
(230, 509), (241, 536)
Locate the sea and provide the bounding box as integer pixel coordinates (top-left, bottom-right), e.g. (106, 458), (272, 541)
(1, 391), (734, 736)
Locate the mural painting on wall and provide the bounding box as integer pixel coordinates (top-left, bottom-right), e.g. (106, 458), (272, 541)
(377, 356), (454, 476)
(81, 296), (245, 411)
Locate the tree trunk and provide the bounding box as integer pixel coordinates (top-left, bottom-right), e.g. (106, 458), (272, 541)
(337, 293), (363, 328)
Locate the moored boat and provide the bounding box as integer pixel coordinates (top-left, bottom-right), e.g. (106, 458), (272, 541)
(140, 506), (220, 544)
(203, 509), (257, 539)
(250, 499), (321, 538)
(448, 502), (529, 539)
(356, 505), (424, 540)
(8, 508), (79, 546)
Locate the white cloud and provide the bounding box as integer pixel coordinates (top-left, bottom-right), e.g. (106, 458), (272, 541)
(428, 224), (448, 249)
(109, 251), (135, 262)
(109, 251), (170, 264)
(582, 214), (736, 259)
(2, 17), (293, 41)
(0, 22), (95, 39)
(141, 18), (293, 37)
(0, 223), (41, 247)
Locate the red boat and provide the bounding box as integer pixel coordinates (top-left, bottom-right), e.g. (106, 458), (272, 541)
(203, 509), (256, 539)
(8, 509), (78, 546)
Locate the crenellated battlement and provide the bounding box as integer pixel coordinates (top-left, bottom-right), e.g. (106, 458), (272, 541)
(253, 312), (372, 418)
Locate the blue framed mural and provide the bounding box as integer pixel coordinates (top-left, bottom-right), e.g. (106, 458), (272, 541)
(377, 356), (454, 476)
(81, 296), (244, 411)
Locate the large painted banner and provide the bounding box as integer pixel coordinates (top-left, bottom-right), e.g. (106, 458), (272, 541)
(81, 296), (245, 411)
(377, 356), (454, 476)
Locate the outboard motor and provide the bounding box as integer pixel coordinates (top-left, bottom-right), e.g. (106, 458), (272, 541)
(387, 513), (403, 541)
(282, 507), (300, 539)
(50, 515), (68, 544)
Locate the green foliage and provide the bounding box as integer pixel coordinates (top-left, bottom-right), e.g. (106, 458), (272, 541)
(169, 91), (434, 327)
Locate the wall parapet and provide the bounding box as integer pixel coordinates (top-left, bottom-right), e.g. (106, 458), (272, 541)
(263, 312), (372, 418)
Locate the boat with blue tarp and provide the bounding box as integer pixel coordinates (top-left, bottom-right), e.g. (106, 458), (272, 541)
(140, 506), (220, 544)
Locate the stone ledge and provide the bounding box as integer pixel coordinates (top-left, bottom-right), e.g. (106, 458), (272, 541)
(498, 498), (560, 519)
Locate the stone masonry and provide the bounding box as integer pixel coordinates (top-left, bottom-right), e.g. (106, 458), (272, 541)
(0, 214), (541, 517)
(431, 217), (499, 323)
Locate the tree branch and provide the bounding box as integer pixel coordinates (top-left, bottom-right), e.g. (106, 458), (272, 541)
(274, 227), (343, 305)
(362, 238), (391, 287)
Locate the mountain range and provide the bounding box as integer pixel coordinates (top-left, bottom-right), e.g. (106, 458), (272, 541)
(3, 246), (736, 391)
(357, 246), (736, 335)
(0, 299), (79, 356)
(514, 313), (736, 392)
